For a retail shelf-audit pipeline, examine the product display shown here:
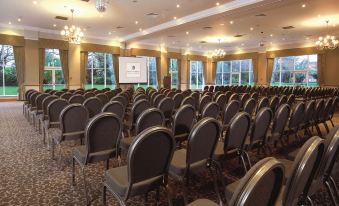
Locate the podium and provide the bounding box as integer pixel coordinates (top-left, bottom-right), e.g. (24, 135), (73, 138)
(163, 76), (171, 89)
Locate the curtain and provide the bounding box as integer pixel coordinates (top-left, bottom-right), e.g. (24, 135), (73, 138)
(187, 60), (191, 89)
(112, 54), (119, 88)
(202, 61), (207, 86)
(211, 61), (217, 85)
(177, 59), (182, 90)
(266, 58), (275, 86)
(38, 48), (45, 92)
(80, 51), (88, 88)
(13, 46), (25, 100)
(252, 58), (259, 85)
(156, 57), (161, 88)
(59, 49), (69, 88)
(167, 58), (171, 76)
(317, 54), (325, 87)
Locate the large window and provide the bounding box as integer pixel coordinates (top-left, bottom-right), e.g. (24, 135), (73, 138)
(216, 59), (254, 86)
(43, 49), (65, 91)
(0, 45), (17, 96)
(86, 52), (116, 90)
(169, 58), (178, 88)
(190, 60), (204, 90)
(136, 56), (157, 89)
(271, 55), (318, 87)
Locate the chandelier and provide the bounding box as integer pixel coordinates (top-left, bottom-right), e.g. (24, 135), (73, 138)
(96, 0), (110, 12)
(211, 39), (226, 58)
(315, 20), (338, 50)
(60, 9), (84, 44)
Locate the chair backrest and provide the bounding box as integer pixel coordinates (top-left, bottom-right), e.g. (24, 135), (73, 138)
(229, 157), (284, 206)
(186, 118), (221, 165)
(135, 108), (165, 135)
(101, 101), (125, 119)
(126, 126), (175, 199)
(173, 105), (196, 137)
(158, 97), (175, 119)
(190, 92), (200, 109)
(216, 94), (227, 111)
(288, 102), (305, 129)
(269, 96), (279, 112)
(225, 91), (232, 102)
(250, 107), (273, 145)
(131, 99), (150, 125)
(256, 97), (269, 113)
(199, 95), (212, 113)
(322, 98), (333, 120)
(303, 100), (315, 123)
(69, 94), (85, 104)
(47, 99), (69, 125)
(229, 93), (240, 102)
(30, 92), (41, 107)
(73, 90), (84, 95)
(243, 98), (256, 116)
(271, 104), (290, 136)
(278, 95), (287, 105)
(314, 99), (325, 122)
(60, 92), (72, 100)
(287, 94), (295, 105)
(173, 93), (184, 109)
(60, 104), (89, 141)
(35, 93), (50, 111)
(83, 97), (103, 118)
(240, 93), (250, 108)
(166, 91), (176, 98)
(201, 102), (220, 119)
(111, 95), (128, 110)
(250, 92), (258, 101)
(181, 96), (195, 108)
(84, 112), (122, 163)
(134, 94), (148, 102)
(42, 95), (59, 116)
(282, 136), (324, 205)
(222, 100), (241, 125)
(104, 91), (115, 100)
(54, 91), (64, 97)
(153, 94), (165, 107)
(96, 93), (109, 105)
(224, 112), (251, 151)
(84, 92), (95, 99)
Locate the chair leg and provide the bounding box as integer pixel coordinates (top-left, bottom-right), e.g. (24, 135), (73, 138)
(164, 185), (173, 206)
(72, 157), (76, 186)
(208, 166), (223, 206)
(315, 124), (322, 137)
(306, 196), (314, 206)
(81, 166), (90, 206)
(155, 188), (160, 205)
(325, 180), (338, 206)
(330, 119), (335, 127)
(102, 185), (107, 206)
(240, 153), (248, 173)
(181, 178), (189, 205)
(51, 139), (55, 160)
(244, 151), (252, 169)
(329, 176), (339, 196)
(323, 122), (330, 133)
(213, 160), (227, 203)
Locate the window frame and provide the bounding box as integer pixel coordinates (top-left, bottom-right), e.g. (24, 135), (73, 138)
(216, 59), (254, 86)
(0, 44), (17, 96)
(136, 56), (158, 89)
(169, 58), (178, 89)
(189, 60), (204, 90)
(43, 48), (64, 91)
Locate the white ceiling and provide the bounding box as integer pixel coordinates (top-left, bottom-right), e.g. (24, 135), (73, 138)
(1, 0), (339, 54)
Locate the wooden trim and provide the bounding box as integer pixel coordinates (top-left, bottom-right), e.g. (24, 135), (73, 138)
(266, 47), (324, 58)
(212, 52), (259, 62)
(39, 38), (69, 50)
(187, 54), (207, 62)
(130, 48), (161, 57)
(80, 43), (120, 54)
(167, 52), (182, 59)
(0, 34), (25, 46)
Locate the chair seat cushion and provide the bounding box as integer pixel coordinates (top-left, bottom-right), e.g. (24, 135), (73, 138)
(187, 199), (219, 206)
(225, 178), (239, 202)
(169, 149), (187, 177)
(213, 142), (224, 159)
(120, 137), (134, 150)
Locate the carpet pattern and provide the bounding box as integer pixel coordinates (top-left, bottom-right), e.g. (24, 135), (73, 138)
(0, 101), (337, 206)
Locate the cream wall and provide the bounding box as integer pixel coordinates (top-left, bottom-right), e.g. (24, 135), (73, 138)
(68, 44), (81, 89)
(24, 39), (39, 91)
(257, 53), (268, 85)
(324, 48), (339, 87)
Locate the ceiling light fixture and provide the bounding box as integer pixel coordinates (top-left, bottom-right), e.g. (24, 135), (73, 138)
(186, 31), (189, 35)
(17, 18), (21, 22)
(229, 20), (234, 24)
(216, 2), (220, 6)
(96, 0), (109, 13)
(250, 27), (254, 31)
(302, 4), (306, 8)
(316, 20), (338, 50)
(173, 16), (177, 20)
(53, 24), (57, 27)
(33, 1), (37, 5)
(60, 9), (84, 44)
(135, 21), (138, 24)
(176, 4), (180, 8)
(210, 39), (226, 58)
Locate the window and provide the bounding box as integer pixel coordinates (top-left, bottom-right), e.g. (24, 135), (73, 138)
(136, 56), (157, 89)
(86, 52), (116, 90)
(271, 54), (318, 87)
(190, 61), (204, 90)
(43, 49), (65, 91)
(169, 58), (178, 88)
(0, 44), (17, 96)
(216, 59), (254, 86)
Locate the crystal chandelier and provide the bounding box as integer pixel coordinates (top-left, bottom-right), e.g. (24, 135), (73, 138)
(211, 39), (226, 58)
(315, 20), (338, 50)
(60, 9), (84, 44)
(96, 0), (110, 13)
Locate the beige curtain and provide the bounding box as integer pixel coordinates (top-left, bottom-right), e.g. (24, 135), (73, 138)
(202, 61), (207, 86)
(38, 48), (45, 92)
(317, 54), (325, 86)
(266, 58), (275, 86)
(112, 54), (119, 88)
(211, 61), (217, 85)
(13, 46), (25, 100)
(187, 60), (191, 88)
(252, 58), (259, 85)
(177, 59), (182, 90)
(80, 51), (88, 88)
(59, 49), (69, 88)
(167, 58), (171, 76)
(156, 57), (161, 88)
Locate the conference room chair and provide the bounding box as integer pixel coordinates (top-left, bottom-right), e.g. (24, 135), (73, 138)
(22, 89), (36, 115)
(278, 95), (288, 106)
(158, 97), (175, 125)
(51, 104), (89, 166)
(133, 93), (148, 103)
(83, 97), (103, 118)
(229, 93), (239, 102)
(201, 102), (220, 119)
(181, 96), (195, 108)
(239, 93), (250, 109)
(312, 99), (325, 137)
(255, 97), (269, 115)
(31, 93), (50, 130)
(68, 94), (86, 104)
(153, 94), (166, 107)
(103, 126), (175, 206)
(172, 104), (196, 147)
(327, 96), (338, 127)
(102, 101), (125, 119)
(72, 112), (122, 205)
(215, 94), (227, 114)
(73, 90), (85, 95)
(111, 95), (128, 111)
(173, 93), (184, 110)
(190, 92), (200, 110)
(198, 94), (212, 115)
(27, 91), (41, 123)
(181, 89), (191, 98)
(192, 157), (283, 206)
(166, 91), (176, 98)
(269, 95), (279, 114)
(250, 92), (259, 101)
(213, 91), (221, 101)
(220, 100), (241, 136)
(223, 91), (231, 103)
(169, 118), (222, 205)
(320, 98), (334, 133)
(299, 100), (316, 138)
(243, 98), (256, 117)
(214, 112), (251, 172)
(124, 99), (150, 137)
(96, 93), (109, 105)
(54, 91), (65, 97)
(283, 101), (305, 143)
(38, 95), (58, 136)
(104, 91), (115, 100)
(286, 94), (295, 106)
(60, 92), (73, 101)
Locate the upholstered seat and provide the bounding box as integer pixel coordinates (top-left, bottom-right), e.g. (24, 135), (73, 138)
(187, 199), (219, 206)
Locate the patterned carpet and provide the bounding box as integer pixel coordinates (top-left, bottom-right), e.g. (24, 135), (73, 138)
(0, 101), (337, 206)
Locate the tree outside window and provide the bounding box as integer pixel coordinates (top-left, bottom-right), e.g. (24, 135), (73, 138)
(43, 49), (65, 91)
(169, 58), (178, 88)
(0, 44), (17, 96)
(190, 61), (204, 90)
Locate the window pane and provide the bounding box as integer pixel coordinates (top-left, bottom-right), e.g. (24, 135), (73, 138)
(216, 72), (222, 85)
(0, 44), (18, 96)
(223, 61), (231, 73)
(241, 60), (250, 72)
(43, 70), (52, 84)
(223, 73), (230, 85)
(295, 55), (308, 70)
(241, 72), (249, 85)
(231, 74), (239, 85)
(281, 71), (293, 85)
(295, 73), (306, 85)
(271, 72), (280, 86)
(44, 49), (64, 90)
(216, 62), (222, 73)
(281, 57), (294, 71)
(232, 61), (240, 72)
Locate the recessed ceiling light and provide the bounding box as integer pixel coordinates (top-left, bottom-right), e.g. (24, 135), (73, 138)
(8, 21), (11, 25)
(33, 1), (37, 5)
(186, 31), (189, 35)
(302, 4), (306, 8)
(186, 43), (190, 46)
(173, 16), (177, 20)
(270, 34), (273, 37)
(250, 27), (254, 31)
(17, 18), (21, 22)
(229, 20), (234, 24)
(241, 43), (245, 46)
(176, 4), (180, 8)
(135, 21), (138, 24)
(108, 32), (112, 35)
(220, 23), (225, 26)
(216, 2), (220, 6)
(53, 24), (57, 27)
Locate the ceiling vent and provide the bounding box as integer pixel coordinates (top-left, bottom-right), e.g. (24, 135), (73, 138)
(81, 0), (90, 2)
(146, 12), (159, 17)
(200, 41), (207, 44)
(255, 13), (266, 17)
(234, 34), (246, 38)
(282, 26), (295, 30)
(202, 26), (213, 30)
(116, 26), (124, 29)
(55, 16), (68, 21)
(168, 35), (176, 38)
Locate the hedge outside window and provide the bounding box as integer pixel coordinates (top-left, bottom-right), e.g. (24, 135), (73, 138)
(169, 58), (178, 88)
(271, 55), (318, 87)
(135, 56), (157, 90)
(43, 49), (65, 91)
(85, 52), (116, 90)
(0, 44), (17, 96)
(190, 60), (204, 90)
(216, 59), (254, 86)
